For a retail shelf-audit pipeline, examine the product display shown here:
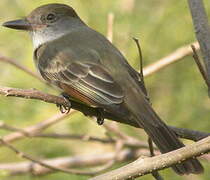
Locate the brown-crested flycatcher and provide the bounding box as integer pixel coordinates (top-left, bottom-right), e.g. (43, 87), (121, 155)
(2, 3), (204, 175)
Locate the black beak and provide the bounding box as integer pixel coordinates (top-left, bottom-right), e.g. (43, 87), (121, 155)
(2, 19), (31, 31)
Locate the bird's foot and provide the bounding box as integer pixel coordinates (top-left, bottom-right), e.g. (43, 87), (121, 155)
(57, 92), (71, 114)
(96, 108), (105, 125)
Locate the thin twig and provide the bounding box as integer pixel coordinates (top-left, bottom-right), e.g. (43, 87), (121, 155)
(148, 138), (155, 157)
(133, 38), (163, 180)
(103, 122), (157, 149)
(103, 122), (130, 140)
(107, 12), (114, 42)
(36, 132), (150, 149)
(0, 113), (71, 146)
(0, 138), (118, 176)
(169, 125), (210, 141)
(0, 54), (44, 83)
(90, 135), (210, 180)
(0, 8), (206, 178)
(35, 133), (114, 143)
(143, 42), (199, 76)
(0, 148), (148, 176)
(0, 122), (25, 133)
(150, 170), (164, 180)
(191, 44), (210, 91)
(0, 86), (209, 142)
(0, 138), (97, 175)
(148, 138), (164, 180)
(0, 149), (210, 176)
(0, 116), (153, 149)
(133, 37), (149, 98)
(1, 42), (200, 84)
(92, 140), (125, 175)
(133, 38), (144, 82)
(188, 0), (210, 89)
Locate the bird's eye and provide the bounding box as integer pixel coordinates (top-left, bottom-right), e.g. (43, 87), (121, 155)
(46, 13), (56, 22)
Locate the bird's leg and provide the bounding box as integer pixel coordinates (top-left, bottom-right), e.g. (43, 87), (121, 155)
(56, 92), (72, 114)
(148, 137), (155, 156)
(148, 137), (163, 180)
(96, 108), (105, 125)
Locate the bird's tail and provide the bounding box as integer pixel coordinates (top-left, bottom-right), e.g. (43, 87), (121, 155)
(138, 114), (203, 174)
(127, 99), (204, 175)
(110, 85), (204, 175)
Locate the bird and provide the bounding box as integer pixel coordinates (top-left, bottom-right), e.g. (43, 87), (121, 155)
(2, 3), (203, 175)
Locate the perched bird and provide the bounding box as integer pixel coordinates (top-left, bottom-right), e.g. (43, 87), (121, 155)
(3, 3), (203, 175)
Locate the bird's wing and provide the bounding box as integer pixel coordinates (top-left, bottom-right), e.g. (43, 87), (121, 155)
(37, 51), (124, 106)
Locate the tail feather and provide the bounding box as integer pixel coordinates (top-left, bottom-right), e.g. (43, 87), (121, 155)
(142, 120), (203, 174)
(106, 76), (204, 175)
(122, 96), (204, 175)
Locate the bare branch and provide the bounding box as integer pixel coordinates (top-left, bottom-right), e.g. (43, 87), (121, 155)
(133, 38), (143, 82)
(170, 126), (210, 141)
(0, 122), (24, 132)
(0, 113), (70, 146)
(133, 38), (163, 180)
(103, 122), (130, 140)
(0, 54), (44, 82)
(92, 140), (125, 175)
(0, 116), (148, 149)
(26, 132), (149, 149)
(0, 39), (208, 178)
(147, 138), (163, 180)
(1, 42), (199, 85)
(0, 148), (149, 176)
(107, 12), (114, 42)
(0, 86), (209, 142)
(133, 38), (149, 98)
(188, 0), (210, 91)
(0, 86), (66, 105)
(90, 135), (210, 180)
(0, 138), (116, 176)
(0, 6), (208, 179)
(0, 148), (210, 176)
(143, 42), (199, 76)
(35, 133), (114, 143)
(191, 44), (210, 89)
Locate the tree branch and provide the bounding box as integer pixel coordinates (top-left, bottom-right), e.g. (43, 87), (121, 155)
(0, 7), (207, 178)
(0, 138), (109, 176)
(191, 44), (210, 89)
(0, 148), (150, 176)
(188, 0), (210, 94)
(0, 143), (209, 176)
(90, 135), (210, 180)
(107, 12), (114, 42)
(0, 54), (44, 83)
(0, 112), (71, 146)
(0, 42), (200, 85)
(0, 86), (209, 142)
(143, 42), (199, 76)
(0, 122), (150, 149)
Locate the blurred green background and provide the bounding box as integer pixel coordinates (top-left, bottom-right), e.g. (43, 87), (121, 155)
(0, 0), (210, 180)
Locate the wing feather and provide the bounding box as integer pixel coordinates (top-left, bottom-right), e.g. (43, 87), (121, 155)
(39, 60), (124, 105)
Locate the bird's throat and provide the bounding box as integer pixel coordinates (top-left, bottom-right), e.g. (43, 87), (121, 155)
(30, 29), (67, 50)
(30, 19), (85, 50)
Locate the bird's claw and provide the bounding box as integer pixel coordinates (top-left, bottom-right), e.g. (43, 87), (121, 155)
(57, 103), (71, 114)
(96, 108), (105, 125)
(97, 116), (104, 125)
(56, 93), (71, 114)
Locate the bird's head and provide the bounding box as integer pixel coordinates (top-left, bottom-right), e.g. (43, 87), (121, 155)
(2, 3), (84, 49)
